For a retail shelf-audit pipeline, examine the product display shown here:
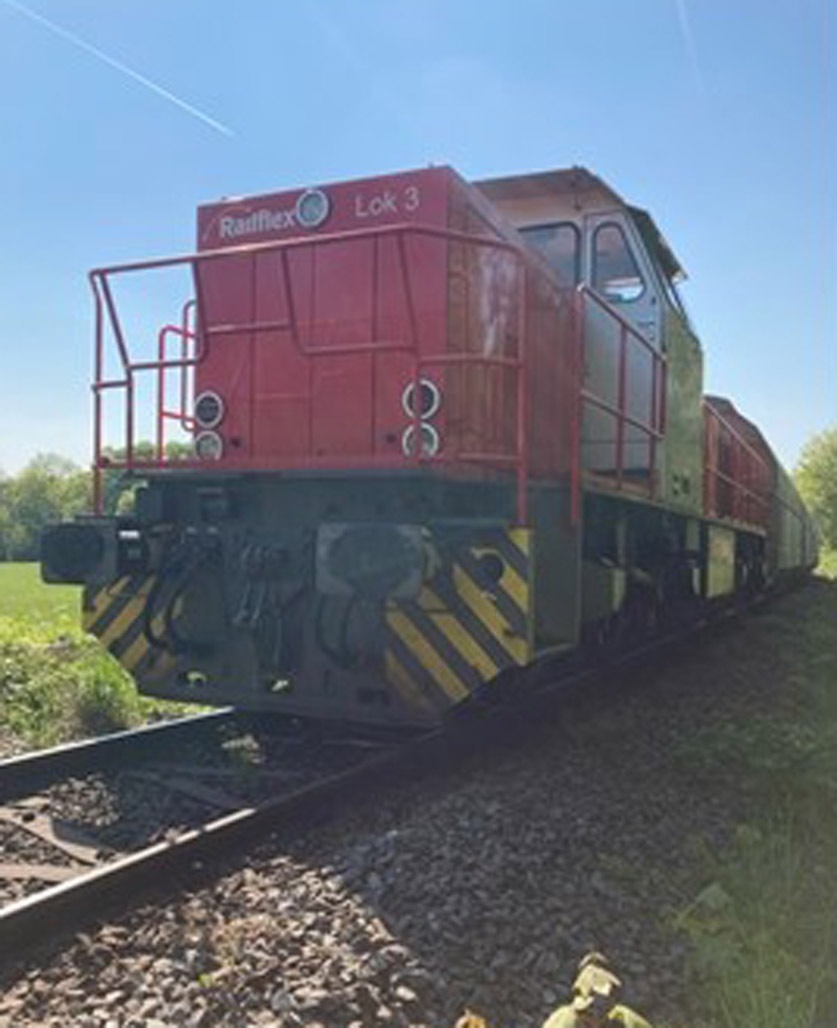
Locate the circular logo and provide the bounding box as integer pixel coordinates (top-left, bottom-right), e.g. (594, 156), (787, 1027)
(295, 188), (331, 229)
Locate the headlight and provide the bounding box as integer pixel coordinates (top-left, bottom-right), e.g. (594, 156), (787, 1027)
(402, 423), (440, 457)
(195, 430), (224, 460)
(194, 390), (225, 429)
(295, 188), (331, 229)
(401, 378), (441, 419)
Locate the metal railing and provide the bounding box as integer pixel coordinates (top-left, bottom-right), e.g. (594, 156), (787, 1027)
(572, 284), (667, 520)
(89, 223), (536, 520)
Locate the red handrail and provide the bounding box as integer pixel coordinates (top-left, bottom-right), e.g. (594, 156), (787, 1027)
(575, 284), (666, 504)
(155, 299), (198, 460)
(90, 223), (536, 522)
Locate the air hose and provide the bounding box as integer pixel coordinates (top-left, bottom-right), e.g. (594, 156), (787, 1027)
(142, 534), (220, 656)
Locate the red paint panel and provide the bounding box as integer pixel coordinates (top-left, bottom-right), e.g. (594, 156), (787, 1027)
(99, 163), (582, 507)
(311, 356), (374, 456)
(703, 397), (772, 528)
(192, 170), (453, 466)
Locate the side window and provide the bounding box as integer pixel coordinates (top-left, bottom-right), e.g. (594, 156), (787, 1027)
(520, 222), (580, 285)
(593, 222), (645, 303)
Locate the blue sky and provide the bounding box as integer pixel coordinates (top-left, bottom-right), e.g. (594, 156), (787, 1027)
(0, 0), (833, 474)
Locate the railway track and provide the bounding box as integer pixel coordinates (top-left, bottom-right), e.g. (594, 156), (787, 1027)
(0, 709), (418, 958)
(0, 595), (766, 963)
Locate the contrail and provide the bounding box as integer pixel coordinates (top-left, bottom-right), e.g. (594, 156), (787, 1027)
(675, 0), (707, 100)
(2, 0), (234, 137)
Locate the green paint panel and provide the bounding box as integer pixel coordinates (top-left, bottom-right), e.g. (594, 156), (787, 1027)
(707, 525), (736, 598)
(661, 312), (704, 515)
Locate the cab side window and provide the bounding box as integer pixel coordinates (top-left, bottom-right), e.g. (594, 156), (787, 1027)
(520, 222), (580, 285)
(593, 223), (645, 302)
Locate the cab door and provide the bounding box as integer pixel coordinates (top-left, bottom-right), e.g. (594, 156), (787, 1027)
(580, 212), (663, 477)
(582, 211), (663, 346)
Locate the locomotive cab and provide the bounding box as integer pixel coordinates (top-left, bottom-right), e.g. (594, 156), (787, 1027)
(477, 167), (704, 515)
(478, 169), (710, 636)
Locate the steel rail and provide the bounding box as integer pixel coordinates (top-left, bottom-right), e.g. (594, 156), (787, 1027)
(0, 710), (238, 804)
(0, 729), (423, 958)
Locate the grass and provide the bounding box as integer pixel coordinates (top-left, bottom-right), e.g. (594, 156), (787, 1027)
(816, 547), (837, 579)
(0, 562), (81, 623)
(0, 563), (193, 748)
(674, 567), (837, 1028)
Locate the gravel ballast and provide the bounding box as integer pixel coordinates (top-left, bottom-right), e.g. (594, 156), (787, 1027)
(1, 580), (833, 1028)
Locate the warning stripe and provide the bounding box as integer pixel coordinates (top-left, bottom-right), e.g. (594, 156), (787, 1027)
(83, 576), (137, 636)
(452, 564), (527, 664)
(384, 650), (436, 713)
(418, 586), (501, 682)
(383, 528), (533, 710)
(478, 528), (530, 581)
(427, 578), (514, 671)
(457, 549), (526, 637)
(120, 613), (161, 672)
(117, 593), (185, 672)
(472, 546), (528, 612)
(384, 625), (455, 709)
(402, 598), (482, 695)
(385, 608), (470, 703)
(97, 577), (154, 652)
(84, 576), (180, 678)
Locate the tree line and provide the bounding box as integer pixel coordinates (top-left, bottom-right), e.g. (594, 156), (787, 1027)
(1, 430), (836, 562)
(0, 443), (191, 562)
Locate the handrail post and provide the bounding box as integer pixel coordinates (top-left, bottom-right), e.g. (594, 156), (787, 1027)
(156, 327), (166, 461)
(615, 324), (627, 488)
(570, 288), (584, 525)
(515, 261), (529, 525)
(649, 354), (659, 498)
(126, 372), (135, 466)
(180, 299), (195, 431)
(396, 230), (422, 466)
(92, 277), (104, 514)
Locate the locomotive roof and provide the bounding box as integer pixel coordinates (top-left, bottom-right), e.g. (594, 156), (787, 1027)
(475, 166), (686, 283)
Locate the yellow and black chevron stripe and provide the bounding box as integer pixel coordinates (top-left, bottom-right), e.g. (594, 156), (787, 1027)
(384, 528), (533, 713)
(83, 575), (176, 678)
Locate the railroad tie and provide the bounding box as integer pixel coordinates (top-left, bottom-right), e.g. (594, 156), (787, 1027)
(0, 806), (108, 865)
(0, 862), (80, 884)
(124, 771), (248, 812)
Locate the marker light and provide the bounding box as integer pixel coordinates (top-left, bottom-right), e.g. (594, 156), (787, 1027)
(195, 430), (224, 461)
(402, 423), (440, 457)
(194, 390), (225, 429)
(401, 378), (441, 419)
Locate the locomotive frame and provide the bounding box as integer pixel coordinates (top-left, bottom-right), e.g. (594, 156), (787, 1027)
(41, 165), (818, 727)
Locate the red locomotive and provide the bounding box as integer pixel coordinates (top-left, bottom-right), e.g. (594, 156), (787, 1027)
(41, 165), (818, 726)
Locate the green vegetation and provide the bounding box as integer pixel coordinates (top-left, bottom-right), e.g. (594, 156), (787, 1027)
(0, 454), (89, 561)
(675, 575), (837, 1028)
(816, 547), (837, 578)
(795, 425), (837, 550)
(0, 443), (194, 561)
(0, 561), (80, 621)
(0, 563), (188, 748)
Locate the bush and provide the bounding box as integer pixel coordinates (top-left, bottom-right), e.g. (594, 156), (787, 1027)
(0, 617), (182, 747)
(795, 427), (837, 551)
